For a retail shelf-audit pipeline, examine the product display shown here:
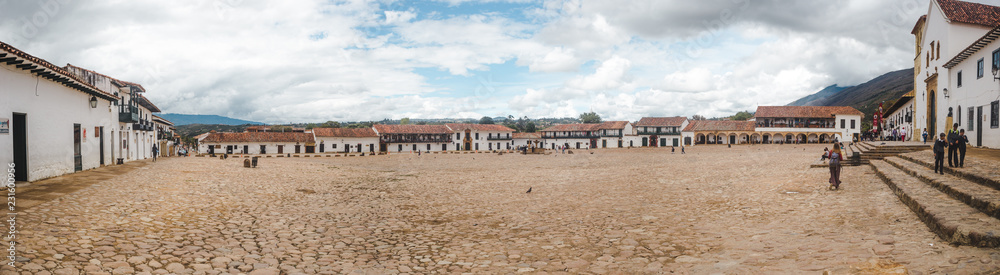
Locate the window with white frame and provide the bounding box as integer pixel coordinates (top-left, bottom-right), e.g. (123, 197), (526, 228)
(992, 101), (999, 129)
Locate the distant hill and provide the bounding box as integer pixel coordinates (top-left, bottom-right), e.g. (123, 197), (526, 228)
(158, 113), (264, 126)
(786, 85), (852, 106)
(787, 68), (913, 117)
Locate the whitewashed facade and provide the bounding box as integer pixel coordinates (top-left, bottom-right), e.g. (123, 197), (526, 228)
(65, 65), (161, 163)
(445, 124), (515, 151)
(312, 128), (380, 153)
(373, 125), (453, 153)
(0, 42), (120, 181)
(912, 0), (1000, 146)
(884, 92), (916, 141)
(634, 117), (688, 147)
(943, 25), (1000, 148)
(198, 132), (316, 155)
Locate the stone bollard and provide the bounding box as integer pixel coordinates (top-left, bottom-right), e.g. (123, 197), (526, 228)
(243, 158), (251, 168)
(220, 154), (225, 160)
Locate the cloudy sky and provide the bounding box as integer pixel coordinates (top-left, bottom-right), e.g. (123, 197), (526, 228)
(0, 0), (951, 123)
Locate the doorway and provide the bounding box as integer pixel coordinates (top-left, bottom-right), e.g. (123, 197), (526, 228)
(99, 126), (105, 165)
(641, 137), (648, 147)
(295, 145), (301, 153)
(729, 135), (736, 144)
(602, 140), (607, 148)
(927, 89), (937, 137)
(13, 114), (27, 181)
(277, 145), (284, 154)
(73, 124), (82, 172)
(977, 106), (983, 147)
(672, 138), (679, 147)
(243, 145), (249, 154)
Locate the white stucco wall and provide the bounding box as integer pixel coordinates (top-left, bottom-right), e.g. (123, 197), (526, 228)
(315, 137), (379, 153)
(200, 141), (317, 155)
(451, 130), (513, 151)
(0, 64), (117, 182)
(913, 1), (995, 140)
(386, 142), (451, 153)
(947, 36), (1000, 148)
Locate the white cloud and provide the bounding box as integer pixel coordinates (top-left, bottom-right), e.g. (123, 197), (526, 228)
(0, 0), (933, 123)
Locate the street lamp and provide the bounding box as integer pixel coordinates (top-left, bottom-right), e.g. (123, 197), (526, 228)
(943, 88), (949, 98)
(89, 96), (98, 108)
(993, 65), (999, 81)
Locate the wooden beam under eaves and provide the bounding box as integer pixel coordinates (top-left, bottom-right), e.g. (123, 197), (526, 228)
(0, 57), (15, 63)
(5, 59), (23, 65)
(16, 64), (37, 70)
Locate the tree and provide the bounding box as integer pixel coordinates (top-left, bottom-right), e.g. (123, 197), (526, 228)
(320, 121), (341, 128)
(400, 118), (411, 125)
(579, 112), (602, 123)
(526, 122), (537, 133)
(731, 111), (753, 121)
(271, 125), (292, 132)
(415, 121), (427, 125)
(691, 115), (707, 120)
(479, 116), (495, 124)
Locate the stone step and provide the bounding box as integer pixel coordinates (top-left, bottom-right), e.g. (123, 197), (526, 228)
(870, 160), (1000, 247)
(898, 151), (1000, 192)
(885, 157), (1000, 220)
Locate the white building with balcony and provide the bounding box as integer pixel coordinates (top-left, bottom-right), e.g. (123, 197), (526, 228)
(0, 41), (120, 182)
(635, 117), (688, 147)
(753, 106), (863, 143)
(444, 123), (515, 151)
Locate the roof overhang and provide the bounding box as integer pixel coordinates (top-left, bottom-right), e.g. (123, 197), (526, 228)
(0, 44), (118, 101)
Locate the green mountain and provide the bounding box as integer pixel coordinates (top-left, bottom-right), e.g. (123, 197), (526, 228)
(787, 85), (852, 106)
(787, 68), (913, 117)
(158, 113), (264, 126)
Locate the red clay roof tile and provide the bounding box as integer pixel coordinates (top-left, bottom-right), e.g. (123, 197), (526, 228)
(937, 0), (1000, 27)
(635, 117), (687, 127)
(682, 120), (756, 132)
(445, 123), (515, 132)
(372, 124), (452, 134)
(202, 132), (315, 143)
(755, 106), (863, 118)
(312, 127), (378, 137)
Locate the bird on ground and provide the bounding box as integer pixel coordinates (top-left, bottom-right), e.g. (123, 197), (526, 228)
(526, 187), (532, 193)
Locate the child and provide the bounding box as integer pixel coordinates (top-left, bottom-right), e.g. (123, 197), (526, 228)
(933, 133), (948, 174)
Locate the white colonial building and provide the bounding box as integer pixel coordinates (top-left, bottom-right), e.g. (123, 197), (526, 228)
(682, 120), (757, 146)
(942, 25), (1000, 148)
(512, 132), (543, 148)
(912, 0), (1000, 148)
(635, 117), (688, 147)
(883, 91), (916, 141)
(540, 121), (635, 149)
(444, 123), (515, 151)
(312, 127), (379, 153)
(199, 131), (316, 155)
(754, 106), (863, 143)
(373, 124), (453, 153)
(65, 64), (162, 164)
(0, 41), (120, 181)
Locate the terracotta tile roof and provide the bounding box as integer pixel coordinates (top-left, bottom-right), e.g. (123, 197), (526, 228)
(373, 124), (452, 134)
(202, 132), (315, 143)
(682, 120), (756, 132)
(755, 106), (863, 118)
(635, 117), (687, 127)
(445, 123), (515, 132)
(312, 127), (378, 138)
(0, 41), (117, 100)
(512, 132), (542, 139)
(937, 0), (1000, 27)
(540, 123), (600, 132)
(596, 121), (630, 130)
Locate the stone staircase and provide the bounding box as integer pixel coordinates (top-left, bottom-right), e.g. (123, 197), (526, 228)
(854, 142), (928, 161)
(870, 150), (1000, 247)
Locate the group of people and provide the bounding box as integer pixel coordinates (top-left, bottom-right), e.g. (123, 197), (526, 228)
(932, 123), (970, 174)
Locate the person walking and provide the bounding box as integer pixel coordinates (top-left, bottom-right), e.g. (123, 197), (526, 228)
(958, 129), (969, 167)
(933, 133), (947, 174)
(947, 123), (960, 167)
(681, 146), (686, 154)
(922, 129), (928, 144)
(828, 144), (843, 190)
(151, 144), (159, 162)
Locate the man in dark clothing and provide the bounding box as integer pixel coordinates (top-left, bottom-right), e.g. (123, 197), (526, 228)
(151, 144), (158, 162)
(933, 133), (947, 174)
(958, 129), (969, 167)
(947, 123), (960, 167)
